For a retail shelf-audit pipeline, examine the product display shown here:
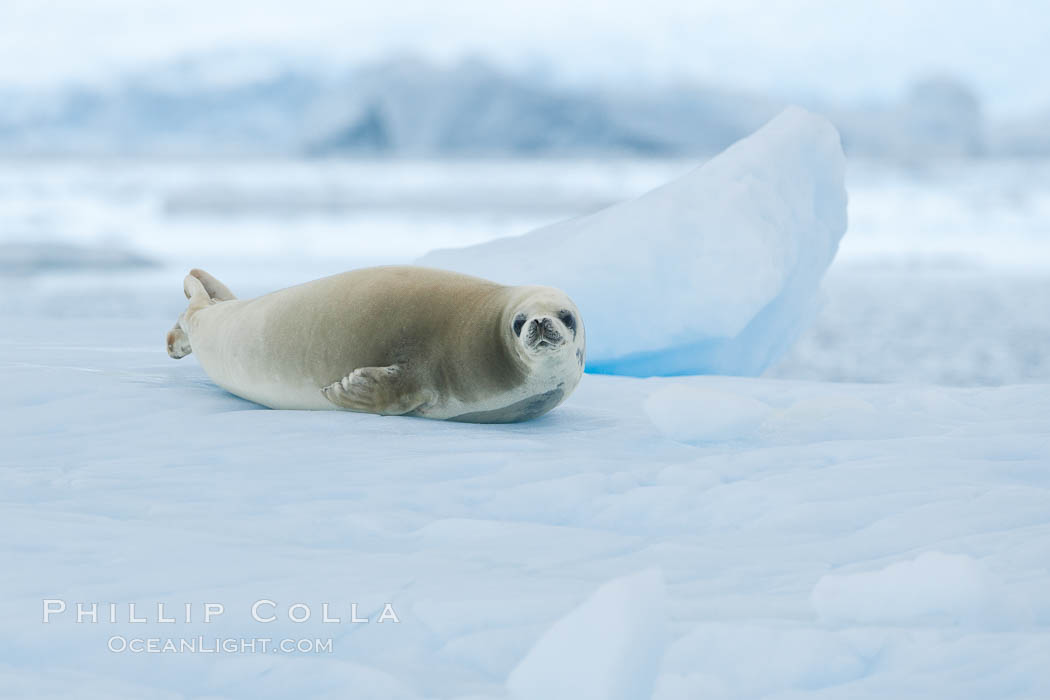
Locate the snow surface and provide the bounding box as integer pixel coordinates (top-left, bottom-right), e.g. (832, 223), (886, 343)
(421, 107), (848, 376)
(3, 318), (1049, 699)
(811, 551), (995, 626)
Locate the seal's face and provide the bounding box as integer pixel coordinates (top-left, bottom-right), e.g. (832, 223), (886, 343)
(513, 308), (574, 353)
(506, 289), (585, 372)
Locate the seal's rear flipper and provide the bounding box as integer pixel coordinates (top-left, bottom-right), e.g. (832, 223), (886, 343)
(167, 323), (192, 359)
(188, 268), (237, 301)
(322, 366), (432, 416)
(167, 270), (233, 359)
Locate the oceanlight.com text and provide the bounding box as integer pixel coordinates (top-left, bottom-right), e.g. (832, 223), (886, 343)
(107, 636), (334, 654)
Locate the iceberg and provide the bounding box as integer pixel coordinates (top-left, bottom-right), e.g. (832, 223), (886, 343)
(419, 107), (848, 376)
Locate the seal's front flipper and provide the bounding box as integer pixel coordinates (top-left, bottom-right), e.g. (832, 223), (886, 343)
(322, 365), (432, 416)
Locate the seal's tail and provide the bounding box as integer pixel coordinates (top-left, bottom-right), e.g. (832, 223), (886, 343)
(166, 269), (237, 359)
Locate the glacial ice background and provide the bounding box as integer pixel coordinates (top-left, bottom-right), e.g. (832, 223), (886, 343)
(3, 117), (1050, 697)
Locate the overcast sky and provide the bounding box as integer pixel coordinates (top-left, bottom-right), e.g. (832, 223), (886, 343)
(2, 0), (1047, 116)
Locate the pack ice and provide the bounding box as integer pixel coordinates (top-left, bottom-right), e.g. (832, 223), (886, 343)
(420, 106), (848, 376)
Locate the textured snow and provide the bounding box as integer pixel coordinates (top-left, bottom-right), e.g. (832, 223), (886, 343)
(421, 107), (848, 376)
(811, 552), (994, 626)
(3, 316), (1049, 698)
(507, 569), (666, 700)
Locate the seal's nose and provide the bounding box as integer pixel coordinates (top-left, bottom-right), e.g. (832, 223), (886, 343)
(531, 317), (563, 343)
(532, 317), (554, 334)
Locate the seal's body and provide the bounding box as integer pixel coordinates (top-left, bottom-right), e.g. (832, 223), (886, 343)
(166, 266), (585, 422)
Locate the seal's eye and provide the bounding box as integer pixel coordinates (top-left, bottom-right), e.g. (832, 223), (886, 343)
(512, 314), (527, 336)
(558, 311), (576, 332)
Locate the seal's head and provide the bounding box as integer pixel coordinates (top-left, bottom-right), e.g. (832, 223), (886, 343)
(504, 286), (586, 373)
